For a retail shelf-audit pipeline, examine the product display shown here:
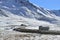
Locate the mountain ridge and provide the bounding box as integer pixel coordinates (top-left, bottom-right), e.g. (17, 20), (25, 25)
(0, 0), (60, 23)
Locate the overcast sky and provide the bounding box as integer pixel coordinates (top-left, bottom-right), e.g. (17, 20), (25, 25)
(29, 0), (60, 10)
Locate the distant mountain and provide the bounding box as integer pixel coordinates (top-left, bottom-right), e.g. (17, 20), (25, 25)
(52, 10), (60, 16)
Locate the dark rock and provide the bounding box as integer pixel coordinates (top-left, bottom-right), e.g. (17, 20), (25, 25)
(39, 26), (49, 31)
(20, 24), (27, 27)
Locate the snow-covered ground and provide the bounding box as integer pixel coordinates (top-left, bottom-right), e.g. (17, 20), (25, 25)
(0, 13), (60, 40)
(0, 30), (60, 40)
(0, 0), (60, 40)
(0, 9), (59, 40)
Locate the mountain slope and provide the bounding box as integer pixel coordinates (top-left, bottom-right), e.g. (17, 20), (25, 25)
(0, 0), (60, 23)
(0, 0), (60, 40)
(52, 10), (60, 16)
(0, 0), (60, 27)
